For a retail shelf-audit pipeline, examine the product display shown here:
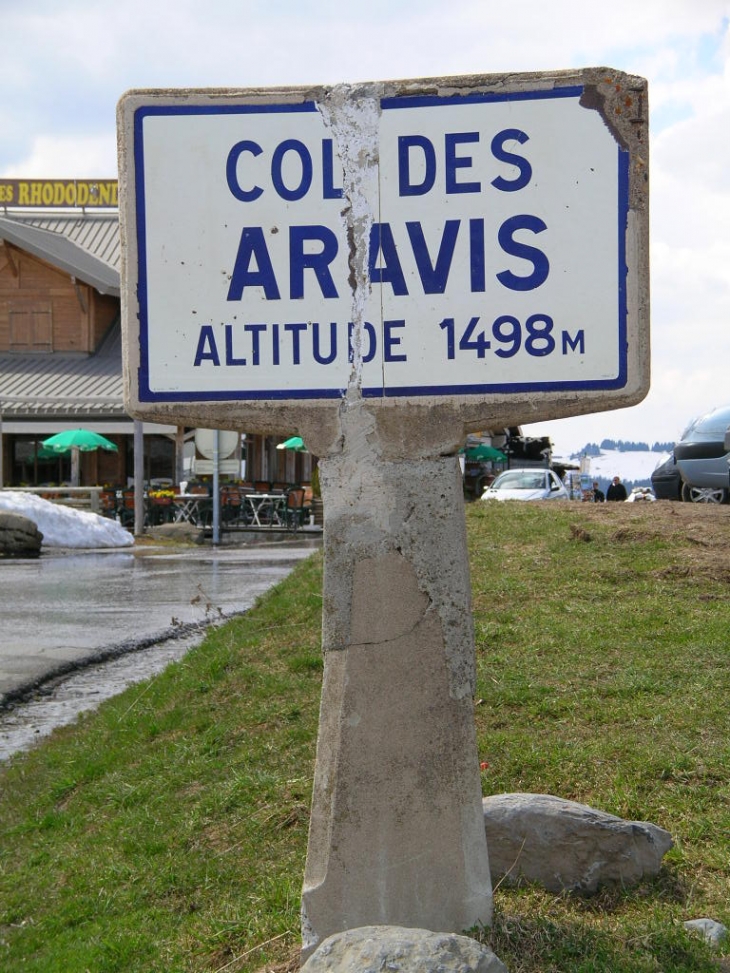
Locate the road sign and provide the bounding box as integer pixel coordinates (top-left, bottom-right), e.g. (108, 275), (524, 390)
(118, 70), (649, 428)
(117, 71), (650, 957)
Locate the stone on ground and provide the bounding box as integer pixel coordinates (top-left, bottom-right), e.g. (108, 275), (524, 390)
(483, 792), (673, 893)
(0, 511), (43, 558)
(684, 918), (728, 947)
(300, 925), (507, 972)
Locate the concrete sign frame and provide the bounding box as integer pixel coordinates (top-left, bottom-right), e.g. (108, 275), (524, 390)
(118, 68), (649, 454)
(117, 69), (649, 961)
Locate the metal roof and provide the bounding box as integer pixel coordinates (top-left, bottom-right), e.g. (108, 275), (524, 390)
(0, 320), (124, 418)
(0, 212), (124, 421)
(13, 213), (120, 270)
(0, 216), (119, 296)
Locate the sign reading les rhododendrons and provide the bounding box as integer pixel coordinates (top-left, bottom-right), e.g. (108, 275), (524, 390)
(117, 70), (649, 423)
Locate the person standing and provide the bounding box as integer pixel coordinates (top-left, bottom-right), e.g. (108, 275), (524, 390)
(606, 476), (628, 501)
(593, 481), (605, 502)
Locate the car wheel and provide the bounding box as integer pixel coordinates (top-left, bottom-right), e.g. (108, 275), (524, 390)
(681, 482), (728, 504)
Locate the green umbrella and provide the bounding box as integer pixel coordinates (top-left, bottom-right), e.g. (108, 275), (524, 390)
(41, 429), (119, 454)
(464, 444), (506, 462)
(276, 436), (308, 452)
(37, 445), (64, 461)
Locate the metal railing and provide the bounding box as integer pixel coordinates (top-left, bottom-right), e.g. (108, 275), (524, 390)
(0, 486), (105, 513)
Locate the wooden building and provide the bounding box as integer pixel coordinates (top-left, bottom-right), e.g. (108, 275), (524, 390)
(0, 188), (312, 490)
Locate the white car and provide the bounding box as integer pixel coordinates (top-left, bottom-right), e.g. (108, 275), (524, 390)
(481, 468), (569, 501)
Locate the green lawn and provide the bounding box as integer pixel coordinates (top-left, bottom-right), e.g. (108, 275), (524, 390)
(1, 502), (728, 972)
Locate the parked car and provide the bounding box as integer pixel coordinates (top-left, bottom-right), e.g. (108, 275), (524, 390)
(650, 454), (683, 501)
(481, 468), (569, 501)
(674, 405), (730, 504)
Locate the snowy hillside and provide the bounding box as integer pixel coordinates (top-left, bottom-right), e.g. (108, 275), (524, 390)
(579, 449), (668, 486)
(550, 448), (668, 490)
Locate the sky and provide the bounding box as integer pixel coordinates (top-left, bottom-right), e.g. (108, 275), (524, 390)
(2, 0), (729, 456)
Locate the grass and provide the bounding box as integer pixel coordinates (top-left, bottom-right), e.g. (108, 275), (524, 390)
(1, 502), (728, 971)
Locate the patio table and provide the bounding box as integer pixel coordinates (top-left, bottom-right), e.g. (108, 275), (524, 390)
(173, 494), (211, 526)
(242, 492), (287, 527)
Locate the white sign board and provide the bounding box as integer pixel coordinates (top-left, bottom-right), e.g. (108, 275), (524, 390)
(118, 72), (648, 420)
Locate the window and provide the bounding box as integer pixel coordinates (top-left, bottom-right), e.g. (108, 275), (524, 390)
(9, 303), (52, 352)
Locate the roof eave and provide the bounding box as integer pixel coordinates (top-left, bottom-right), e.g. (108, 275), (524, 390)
(0, 219), (120, 297)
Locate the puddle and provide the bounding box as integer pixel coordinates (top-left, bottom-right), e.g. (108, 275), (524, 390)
(0, 539), (322, 763)
(0, 626), (216, 762)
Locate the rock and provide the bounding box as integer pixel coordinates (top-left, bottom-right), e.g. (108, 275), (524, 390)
(0, 511), (43, 558)
(301, 925), (507, 973)
(147, 522), (202, 542)
(684, 918), (728, 947)
(483, 793), (673, 893)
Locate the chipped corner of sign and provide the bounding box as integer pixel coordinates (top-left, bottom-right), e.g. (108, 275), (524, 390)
(579, 69), (649, 209)
(316, 85), (382, 393)
(579, 69), (649, 153)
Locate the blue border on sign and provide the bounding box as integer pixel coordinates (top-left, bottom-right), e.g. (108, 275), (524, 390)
(380, 85), (585, 110)
(133, 101), (322, 402)
(133, 87), (630, 402)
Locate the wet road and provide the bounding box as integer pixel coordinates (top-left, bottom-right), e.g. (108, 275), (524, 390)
(0, 537), (320, 705)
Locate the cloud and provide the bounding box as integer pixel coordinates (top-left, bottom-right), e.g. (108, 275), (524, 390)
(1, 133), (117, 179)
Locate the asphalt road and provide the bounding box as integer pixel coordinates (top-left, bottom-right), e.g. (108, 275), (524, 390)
(0, 536), (320, 706)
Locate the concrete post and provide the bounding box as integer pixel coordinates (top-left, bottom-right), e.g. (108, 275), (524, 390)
(300, 399), (491, 957)
(134, 419), (144, 536)
(212, 428), (220, 545)
(175, 425), (185, 487)
(70, 446), (80, 487)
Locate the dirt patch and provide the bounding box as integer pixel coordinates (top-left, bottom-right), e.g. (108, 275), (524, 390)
(251, 946), (301, 973)
(574, 500), (730, 575)
(569, 524), (592, 542)
(610, 527), (662, 544)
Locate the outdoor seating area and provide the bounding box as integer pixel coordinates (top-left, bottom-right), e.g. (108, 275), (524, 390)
(103, 482), (314, 532)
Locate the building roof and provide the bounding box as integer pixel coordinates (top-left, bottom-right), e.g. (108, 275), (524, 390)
(0, 320), (125, 418)
(0, 215), (119, 296)
(12, 212), (120, 270)
(0, 211), (124, 421)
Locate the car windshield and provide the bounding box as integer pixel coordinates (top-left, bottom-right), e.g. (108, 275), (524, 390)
(493, 471), (547, 490)
(689, 405), (730, 438)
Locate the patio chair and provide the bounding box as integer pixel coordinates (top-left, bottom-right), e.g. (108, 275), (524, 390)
(283, 487), (307, 531)
(147, 494), (175, 525)
(192, 491), (213, 527)
(99, 490), (118, 519)
(118, 489), (136, 529)
(220, 485), (243, 525)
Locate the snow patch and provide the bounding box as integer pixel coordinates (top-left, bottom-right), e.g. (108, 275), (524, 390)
(0, 492), (133, 548)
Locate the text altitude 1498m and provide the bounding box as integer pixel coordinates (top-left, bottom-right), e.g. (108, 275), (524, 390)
(438, 315), (585, 360)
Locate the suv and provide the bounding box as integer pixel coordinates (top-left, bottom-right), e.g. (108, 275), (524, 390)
(674, 405), (730, 503)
